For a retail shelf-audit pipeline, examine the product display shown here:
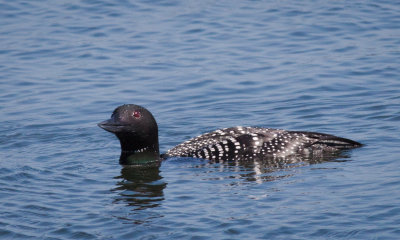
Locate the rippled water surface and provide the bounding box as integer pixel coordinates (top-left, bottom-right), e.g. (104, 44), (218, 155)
(1, 0), (400, 239)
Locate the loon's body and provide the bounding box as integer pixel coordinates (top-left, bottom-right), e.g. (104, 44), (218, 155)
(99, 104), (361, 165)
(166, 126), (361, 161)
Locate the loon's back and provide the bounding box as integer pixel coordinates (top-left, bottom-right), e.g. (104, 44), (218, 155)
(165, 126), (361, 161)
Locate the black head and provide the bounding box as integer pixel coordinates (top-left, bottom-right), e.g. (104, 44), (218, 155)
(98, 104), (160, 165)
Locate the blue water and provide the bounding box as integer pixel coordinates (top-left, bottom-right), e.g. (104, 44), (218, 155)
(1, 0), (399, 239)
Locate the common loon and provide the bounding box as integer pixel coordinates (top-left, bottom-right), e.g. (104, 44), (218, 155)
(98, 104), (362, 165)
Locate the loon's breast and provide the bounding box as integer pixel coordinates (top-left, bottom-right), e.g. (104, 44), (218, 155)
(165, 126), (360, 161)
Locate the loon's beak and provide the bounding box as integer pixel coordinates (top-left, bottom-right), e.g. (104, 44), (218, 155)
(98, 119), (126, 133)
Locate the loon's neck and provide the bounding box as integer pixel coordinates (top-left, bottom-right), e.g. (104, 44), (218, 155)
(119, 148), (160, 166)
(116, 133), (160, 166)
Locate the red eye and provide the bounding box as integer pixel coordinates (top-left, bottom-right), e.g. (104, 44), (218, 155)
(133, 111), (141, 119)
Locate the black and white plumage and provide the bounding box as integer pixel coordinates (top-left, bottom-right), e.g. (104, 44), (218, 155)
(165, 126), (361, 161)
(99, 104), (362, 165)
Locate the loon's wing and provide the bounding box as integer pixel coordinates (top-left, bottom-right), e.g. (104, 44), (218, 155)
(164, 127), (361, 160)
(165, 126), (283, 159)
(289, 131), (362, 149)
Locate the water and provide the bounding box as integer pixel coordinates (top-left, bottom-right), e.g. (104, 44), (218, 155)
(1, 0), (399, 239)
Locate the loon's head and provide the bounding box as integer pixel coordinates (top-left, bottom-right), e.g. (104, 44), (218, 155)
(98, 104), (160, 166)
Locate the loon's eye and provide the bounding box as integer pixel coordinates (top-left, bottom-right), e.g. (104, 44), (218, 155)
(133, 111), (141, 119)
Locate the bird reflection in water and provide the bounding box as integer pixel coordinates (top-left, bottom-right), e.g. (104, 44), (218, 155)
(194, 151), (352, 184)
(111, 151), (352, 215)
(113, 165), (166, 212)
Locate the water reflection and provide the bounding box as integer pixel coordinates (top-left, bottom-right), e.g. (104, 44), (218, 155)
(111, 152), (350, 212)
(193, 152), (351, 184)
(113, 166), (166, 211)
